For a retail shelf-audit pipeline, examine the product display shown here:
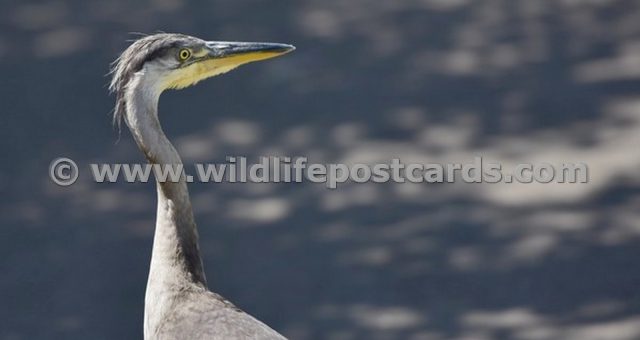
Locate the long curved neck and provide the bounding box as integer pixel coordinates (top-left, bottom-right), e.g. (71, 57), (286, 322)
(125, 73), (207, 292)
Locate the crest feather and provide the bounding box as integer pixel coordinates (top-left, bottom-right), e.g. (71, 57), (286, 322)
(109, 33), (197, 129)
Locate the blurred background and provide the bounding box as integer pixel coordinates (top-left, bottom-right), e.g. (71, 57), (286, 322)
(2, 0), (640, 339)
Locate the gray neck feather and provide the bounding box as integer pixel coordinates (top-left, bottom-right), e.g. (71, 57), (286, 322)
(124, 69), (207, 331)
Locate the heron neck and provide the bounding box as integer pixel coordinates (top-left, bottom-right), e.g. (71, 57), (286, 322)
(125, 76), (207, 293)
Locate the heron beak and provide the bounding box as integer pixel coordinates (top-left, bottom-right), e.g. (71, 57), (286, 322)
(165, 41), (294, 90)
(204, 41), (295, 65)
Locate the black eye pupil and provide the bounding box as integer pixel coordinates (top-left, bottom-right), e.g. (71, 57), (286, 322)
(181, 50), (190, 59)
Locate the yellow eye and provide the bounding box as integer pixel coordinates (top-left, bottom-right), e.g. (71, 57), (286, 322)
(178, 49), (191, 61)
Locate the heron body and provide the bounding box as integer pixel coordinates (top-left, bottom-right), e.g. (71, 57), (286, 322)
(109, 33), (294, 339)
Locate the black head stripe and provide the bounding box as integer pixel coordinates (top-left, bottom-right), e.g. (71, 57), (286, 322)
(109, 33), (202, 129)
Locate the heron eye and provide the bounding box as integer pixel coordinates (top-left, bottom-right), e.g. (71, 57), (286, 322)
(178, 49), (192, 61)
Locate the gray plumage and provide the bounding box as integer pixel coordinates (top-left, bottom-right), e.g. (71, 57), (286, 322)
(109, 33), (293, 340)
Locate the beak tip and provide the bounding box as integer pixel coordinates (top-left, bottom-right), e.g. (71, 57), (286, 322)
(280, 44), (296, 54)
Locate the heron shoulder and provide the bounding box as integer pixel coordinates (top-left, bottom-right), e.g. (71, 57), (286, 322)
(152, 289), (286, 340)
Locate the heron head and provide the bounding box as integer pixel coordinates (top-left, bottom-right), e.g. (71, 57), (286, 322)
(109, 33), (294, 126)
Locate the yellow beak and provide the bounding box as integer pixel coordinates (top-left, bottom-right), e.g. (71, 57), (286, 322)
(204, 41), (295, 64)
(165, 41), (295, 90)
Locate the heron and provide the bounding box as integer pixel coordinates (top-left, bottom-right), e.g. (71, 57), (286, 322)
(109, 33), (294, 339)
